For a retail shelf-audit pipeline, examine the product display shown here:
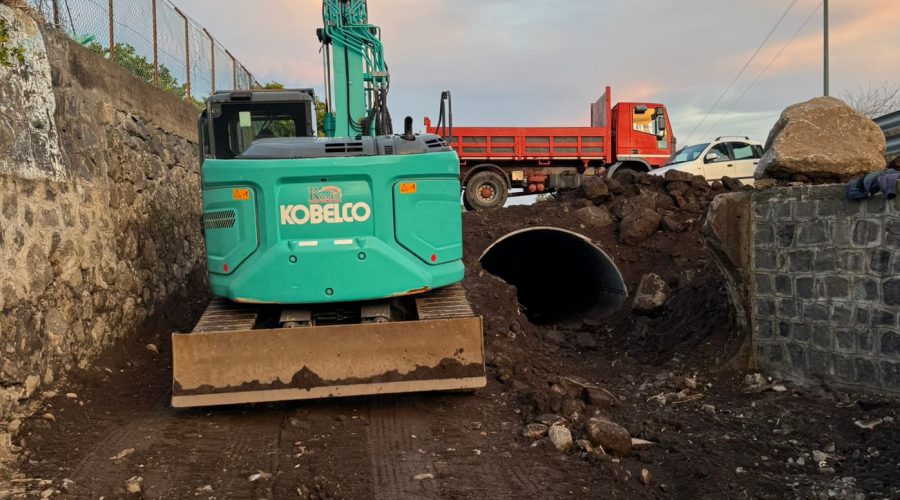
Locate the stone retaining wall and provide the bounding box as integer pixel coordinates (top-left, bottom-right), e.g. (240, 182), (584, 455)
(0, 4), (205, 420)
(751, 184), (900, 393)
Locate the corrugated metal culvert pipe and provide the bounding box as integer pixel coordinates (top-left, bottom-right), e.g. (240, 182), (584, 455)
(479, 227), (628, 325)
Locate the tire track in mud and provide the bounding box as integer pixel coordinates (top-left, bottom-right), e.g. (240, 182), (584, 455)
(366, 397), (439, 500)
(137, 406), (287, 498)
(68, 389), (172, 491)
(62, 382), (290, 498)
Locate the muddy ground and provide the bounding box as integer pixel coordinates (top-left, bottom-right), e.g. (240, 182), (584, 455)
(4, 173), (900, 499)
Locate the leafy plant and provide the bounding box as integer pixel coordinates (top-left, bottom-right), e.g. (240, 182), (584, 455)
(87, 41), (189, 98)
(0, 18), (27, 68)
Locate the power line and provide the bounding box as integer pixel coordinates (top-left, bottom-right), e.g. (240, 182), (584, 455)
(702, 1), (823, 139)
(684, 0), (798, 144)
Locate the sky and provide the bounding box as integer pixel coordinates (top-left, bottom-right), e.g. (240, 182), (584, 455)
(172, 0), (900, 146)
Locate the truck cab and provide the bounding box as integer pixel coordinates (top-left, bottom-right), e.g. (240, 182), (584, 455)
(607, 102), (675, 177)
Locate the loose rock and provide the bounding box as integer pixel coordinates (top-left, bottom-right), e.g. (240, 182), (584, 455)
(584, 417), (631, 457)
(124, 476), (143, 494)
(743, 373), (768, 392)
(522, 423), (549, 439)
(640, 468), (651, 485)
(631, 438), (654, 450)
(620, 208), (661, 246)
(664, 169), (694, 183)
(581, 176), (610, 201)
(574, 205), (614, 227)
(110, 448), (134, 461)
(248, 471), (272, 482)
(548, 425), (573, 452)
(632, 273), (670, 314)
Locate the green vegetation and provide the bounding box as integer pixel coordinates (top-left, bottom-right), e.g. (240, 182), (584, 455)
(0, 18), (27, 68)
(87, 41), (204, 110)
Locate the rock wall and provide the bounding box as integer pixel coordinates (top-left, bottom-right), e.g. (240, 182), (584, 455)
(750, 184), (900, 393)
(0, 4), (205, 420)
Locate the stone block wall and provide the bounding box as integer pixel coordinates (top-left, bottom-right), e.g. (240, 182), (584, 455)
(752, 184), (900, 393)
(0, 4), (206, 419)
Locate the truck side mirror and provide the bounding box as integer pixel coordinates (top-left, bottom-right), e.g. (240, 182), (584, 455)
(656, 115), (666, 132)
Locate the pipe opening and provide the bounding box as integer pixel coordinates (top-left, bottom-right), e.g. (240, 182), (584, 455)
(479, 227), (627, 325)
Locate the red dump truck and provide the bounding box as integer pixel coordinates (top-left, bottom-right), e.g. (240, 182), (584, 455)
(425, 86), (676, 210)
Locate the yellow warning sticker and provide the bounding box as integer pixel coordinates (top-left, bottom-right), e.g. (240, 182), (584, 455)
(399, 183), (417, 194)
(232, 188), (250, 201)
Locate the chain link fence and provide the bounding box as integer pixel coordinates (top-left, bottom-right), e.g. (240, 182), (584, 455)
(26, 0), (260, 105)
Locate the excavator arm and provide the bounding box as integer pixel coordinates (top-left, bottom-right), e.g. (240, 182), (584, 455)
(318, 0), (391, 137)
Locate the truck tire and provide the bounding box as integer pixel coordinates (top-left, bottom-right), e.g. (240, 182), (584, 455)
(464, 170), (508, 210)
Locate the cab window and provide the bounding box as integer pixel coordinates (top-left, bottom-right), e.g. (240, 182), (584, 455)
(208, 101), (313, 159)
(631, 107), (666, 138)
(231, 113), (297, 155)
(706, 143), (730, 163)
(730, 142), (759, 160)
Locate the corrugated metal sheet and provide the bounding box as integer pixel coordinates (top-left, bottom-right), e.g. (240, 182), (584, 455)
(874, 110), (900, 158)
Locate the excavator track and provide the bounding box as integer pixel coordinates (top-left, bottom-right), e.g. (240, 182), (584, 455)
(415, 283), (474, 319)
(171, 285), (485, 407)
(192, 298), (258, 333)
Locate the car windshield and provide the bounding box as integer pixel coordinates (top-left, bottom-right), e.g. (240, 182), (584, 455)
(664, 143), (709, 166)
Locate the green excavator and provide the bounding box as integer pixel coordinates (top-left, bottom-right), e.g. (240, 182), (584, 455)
(171, 0), (485, 407)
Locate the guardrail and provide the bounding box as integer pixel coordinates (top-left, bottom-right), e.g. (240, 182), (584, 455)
(26, 0), (259, 104)
(874, 109), (900, 159)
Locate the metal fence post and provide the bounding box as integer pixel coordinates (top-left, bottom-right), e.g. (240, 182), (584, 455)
(205, 29), (214, 95)
(231, 53), (237, 90)
(151, 0), (158, 86)
(174, 7), (191, 101)
(107, 0), (115, 62)
(52, 0), (60, 27)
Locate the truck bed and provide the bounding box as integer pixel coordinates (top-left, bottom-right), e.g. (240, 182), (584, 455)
(434, 126), (611, 163)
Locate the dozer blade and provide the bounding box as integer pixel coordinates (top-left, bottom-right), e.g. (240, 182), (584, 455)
(171, 289), (485, 408)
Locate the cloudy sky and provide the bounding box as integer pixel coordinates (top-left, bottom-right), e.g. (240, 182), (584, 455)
(173, 0), (900, 145)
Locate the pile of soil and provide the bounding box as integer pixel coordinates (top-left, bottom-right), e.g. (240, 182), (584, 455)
(462, 170), (747, 370)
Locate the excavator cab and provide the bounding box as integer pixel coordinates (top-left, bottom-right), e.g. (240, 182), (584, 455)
(198, 89), (316, 160)
(171, 89), (486, 407)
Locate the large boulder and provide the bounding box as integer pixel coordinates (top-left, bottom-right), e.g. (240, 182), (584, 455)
(756, 97), (886, 182)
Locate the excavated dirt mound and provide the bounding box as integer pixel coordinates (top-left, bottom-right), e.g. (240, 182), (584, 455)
(463, 171), (745, 370)
(6, 173), (900, 499)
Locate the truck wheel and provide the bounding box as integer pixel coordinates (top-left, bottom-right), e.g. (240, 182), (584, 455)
(465, 171), (508, 210)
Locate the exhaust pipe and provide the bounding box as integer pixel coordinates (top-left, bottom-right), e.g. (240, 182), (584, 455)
(479, 227), (627, 325)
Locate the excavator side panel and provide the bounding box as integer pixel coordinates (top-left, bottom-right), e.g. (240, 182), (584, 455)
(172, 311), (484, 407)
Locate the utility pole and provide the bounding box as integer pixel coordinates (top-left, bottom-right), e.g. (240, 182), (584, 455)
(823, 0), (829, 96)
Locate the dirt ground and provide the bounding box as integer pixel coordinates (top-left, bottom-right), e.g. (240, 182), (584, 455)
(5, 174), (900, 499)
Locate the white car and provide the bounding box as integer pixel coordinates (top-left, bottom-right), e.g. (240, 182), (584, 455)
(650, 136), (763, 185)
